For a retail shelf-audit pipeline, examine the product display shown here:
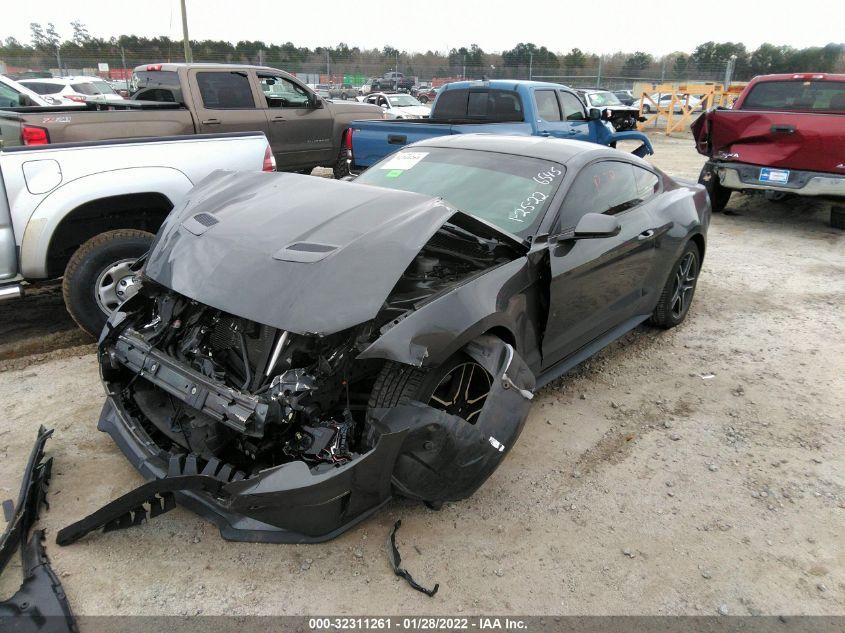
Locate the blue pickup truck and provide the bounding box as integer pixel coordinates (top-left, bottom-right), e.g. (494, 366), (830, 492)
(349, 80), (653, 170)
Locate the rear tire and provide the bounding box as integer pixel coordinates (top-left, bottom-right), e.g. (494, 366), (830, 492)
(62, 229), (154, 337)
(831, 206), (845, 230)
(698, 165), (731, 213)
(332, 142), (350, 179)
(650, 241), (701, 329)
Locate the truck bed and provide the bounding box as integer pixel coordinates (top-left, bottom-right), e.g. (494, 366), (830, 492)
(3, 101), (196, 147)
(350, 118), (533, 169)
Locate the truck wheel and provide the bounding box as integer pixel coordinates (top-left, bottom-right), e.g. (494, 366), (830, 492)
(832, 206), (845, 230)
(332, 144), (351, 179)
(698, 165), (731, 213)
(62, 229), (154, 337)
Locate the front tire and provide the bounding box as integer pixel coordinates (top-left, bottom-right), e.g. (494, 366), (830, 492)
(62, 229), (154, 337)
(651, 241), (701, 329)
(368, 353), (492, 423)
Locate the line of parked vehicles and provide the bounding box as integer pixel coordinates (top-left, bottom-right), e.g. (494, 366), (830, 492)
(0, 64), (842, 340)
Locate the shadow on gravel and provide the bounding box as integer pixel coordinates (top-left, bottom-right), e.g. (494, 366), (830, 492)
(0, 281), (92, 363)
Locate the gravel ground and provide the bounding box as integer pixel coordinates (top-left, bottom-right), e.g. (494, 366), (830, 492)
(0, 132), (843, 618)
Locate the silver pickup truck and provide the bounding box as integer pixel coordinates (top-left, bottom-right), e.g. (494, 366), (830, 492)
(0, 131), (273, 336)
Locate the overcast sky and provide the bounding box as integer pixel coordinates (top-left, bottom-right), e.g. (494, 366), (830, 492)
(3, 0), (843, 55)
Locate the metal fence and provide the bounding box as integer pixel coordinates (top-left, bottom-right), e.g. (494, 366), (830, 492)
(1, 48), (738, 90)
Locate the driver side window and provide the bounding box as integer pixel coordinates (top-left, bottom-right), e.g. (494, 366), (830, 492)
(259, 75), (311, 108)
(556, 161), (641, 231)
(559, 91), (586, 121)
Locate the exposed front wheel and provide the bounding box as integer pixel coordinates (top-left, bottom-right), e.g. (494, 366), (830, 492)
(368, 353), (492, 422)
(650, 242), (701, 329)
(62, 229), (154, 337)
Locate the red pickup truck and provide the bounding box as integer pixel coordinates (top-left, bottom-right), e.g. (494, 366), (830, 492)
(692, 73), (845, 227)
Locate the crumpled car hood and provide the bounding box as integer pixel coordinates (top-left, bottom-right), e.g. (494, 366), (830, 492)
(144, 170), (519, 335)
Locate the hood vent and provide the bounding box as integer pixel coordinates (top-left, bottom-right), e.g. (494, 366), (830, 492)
(273, 242), (339, 263)
(182, 212), (220, 236)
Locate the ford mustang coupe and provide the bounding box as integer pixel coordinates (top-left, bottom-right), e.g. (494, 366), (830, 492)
(59, 135), (710, 545)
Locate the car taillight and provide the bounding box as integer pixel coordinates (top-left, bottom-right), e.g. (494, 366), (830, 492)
(344, 128), (353, 161)
(66, 95), (86, 103)
(22, 125), (49, 146)
(262, 146), (276, 172)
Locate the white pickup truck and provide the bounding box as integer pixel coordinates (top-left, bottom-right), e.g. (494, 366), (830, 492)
(0, 131), (274, 335)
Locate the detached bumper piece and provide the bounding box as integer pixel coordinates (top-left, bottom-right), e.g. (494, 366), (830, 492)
(0, 427), (77, 633)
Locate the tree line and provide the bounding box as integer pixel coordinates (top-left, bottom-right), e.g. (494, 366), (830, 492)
(2, 22), (843, 82)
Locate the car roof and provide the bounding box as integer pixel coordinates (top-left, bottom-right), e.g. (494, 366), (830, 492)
(441, 79), (572, 92)
(409, 134), (644, 168)
(20, 76), (103, 84)
(749, 73), (845, 83)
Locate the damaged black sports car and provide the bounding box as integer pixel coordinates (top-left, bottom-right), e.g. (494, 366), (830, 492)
(65, 135), (709, 545)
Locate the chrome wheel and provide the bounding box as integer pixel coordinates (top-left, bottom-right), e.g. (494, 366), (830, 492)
(670, 252), (698, 319)
(429, 362), (492, 423)
(94, 258), (138, 314)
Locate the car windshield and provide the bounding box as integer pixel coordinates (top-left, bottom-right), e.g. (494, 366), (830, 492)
(388, 94), (423, 107)
(92, 80), (118, 95)
(742, 80), (845, 113)
(356, 147), (565, 237)
(588, 91), (622, 106)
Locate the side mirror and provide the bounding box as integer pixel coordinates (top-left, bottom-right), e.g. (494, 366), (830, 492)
(588, 107), (602, 120)
(572, 213), (621, 239)
(310, 94), (323, 108)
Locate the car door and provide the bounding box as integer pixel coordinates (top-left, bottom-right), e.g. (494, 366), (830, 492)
(541, 160), (662, 368)
(188, 69), (270, 140)
(558, 90), (595, 142)
(257, 72), (334, 170)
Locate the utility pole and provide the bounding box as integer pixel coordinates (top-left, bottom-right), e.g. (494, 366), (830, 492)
(55, 44), (62, 77)
(120, 46), (129, 92)
(180, 0), (193, 63)
(724, 54), (737, 88)
(528, 51), (533, 81)
(326, 49), (330, 81)
(660, 59), (666, 83)
(462, 54), (466, 80)
(596, 57), (603, 88)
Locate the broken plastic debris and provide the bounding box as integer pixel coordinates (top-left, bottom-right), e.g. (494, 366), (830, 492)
(387, 520), (439, 597)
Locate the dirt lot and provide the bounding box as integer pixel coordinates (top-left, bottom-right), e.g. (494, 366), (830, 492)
(1, 132), (843, 618)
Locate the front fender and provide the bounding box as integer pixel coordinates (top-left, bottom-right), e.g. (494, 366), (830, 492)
(20, 167), (193, 279)
(358, 256), (542, 370)
(608, 130), (654, 157)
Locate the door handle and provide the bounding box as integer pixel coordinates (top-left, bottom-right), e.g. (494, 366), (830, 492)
(567, 130), (579, 135)
(202, 118), (221, 125)
(540, 131), (551, 137)
(638, 229), (656, 240)
(270, 116), (286, 123)
(770, 124), (795, 134)
(387, 134), (407, 145)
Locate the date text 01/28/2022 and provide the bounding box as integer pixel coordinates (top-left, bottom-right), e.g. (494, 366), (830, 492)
(308, 617), (529, 630)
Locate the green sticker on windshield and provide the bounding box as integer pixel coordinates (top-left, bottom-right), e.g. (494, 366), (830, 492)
(386, 169), (403, 178)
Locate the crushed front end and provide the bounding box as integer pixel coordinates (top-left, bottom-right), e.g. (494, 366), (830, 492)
(90, 284), (407, 543)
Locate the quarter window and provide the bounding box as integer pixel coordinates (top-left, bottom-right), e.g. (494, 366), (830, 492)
(196, 71), (255, 109)
(535, 90), (562, 121)
(559, 91), (586, 121)
(633, 166), (659, 199)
